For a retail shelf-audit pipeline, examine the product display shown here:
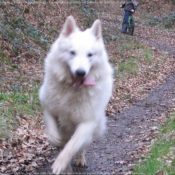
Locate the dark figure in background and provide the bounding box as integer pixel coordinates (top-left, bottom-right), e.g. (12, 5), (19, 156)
(120, 0), (138, 33)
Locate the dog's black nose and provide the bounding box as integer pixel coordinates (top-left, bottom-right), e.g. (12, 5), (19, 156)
(75, 69), (86, 78)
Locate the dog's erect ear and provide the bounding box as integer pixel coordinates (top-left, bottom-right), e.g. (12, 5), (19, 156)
(91, 19), (102, 40)
(61, 16), (77, 37)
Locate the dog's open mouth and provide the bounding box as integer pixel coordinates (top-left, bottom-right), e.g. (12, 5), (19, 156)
(73, 75), (96, 90)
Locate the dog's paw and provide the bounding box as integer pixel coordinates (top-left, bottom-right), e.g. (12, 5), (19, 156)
(52, 164), (61, 174)
(52, 158), (65, 174)
(52, 157), (72, 174)
(73, 157), (87, 167)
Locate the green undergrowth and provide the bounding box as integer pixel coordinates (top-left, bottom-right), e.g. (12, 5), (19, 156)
(144, 49), (153, 63)
(138, 10), (175, 30)
(0, 0), (57, 61)
(118, 59), (138, 75)
(133, 114), (175, 175)
(112, 37), (154, 78)
(0, 85), (41, 140)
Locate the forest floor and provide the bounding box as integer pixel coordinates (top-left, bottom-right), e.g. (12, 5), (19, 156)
(0, 2), (175, 175)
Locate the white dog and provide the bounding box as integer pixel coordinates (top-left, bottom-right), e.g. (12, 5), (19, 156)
(39, 16), (113, 174)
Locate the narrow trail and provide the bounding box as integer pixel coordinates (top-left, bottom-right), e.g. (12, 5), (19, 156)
(136, 36), (175, 55)
(135, 26), (175, 56)
(36, 21), (175, 174)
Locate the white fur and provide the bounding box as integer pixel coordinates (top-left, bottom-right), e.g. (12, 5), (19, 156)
(39, 16), (113, 174)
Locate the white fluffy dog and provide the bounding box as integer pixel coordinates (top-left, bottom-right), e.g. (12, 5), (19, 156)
(39, 16), (113, 174)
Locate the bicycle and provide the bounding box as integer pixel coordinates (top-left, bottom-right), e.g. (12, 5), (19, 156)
(127, 12), (135, 35)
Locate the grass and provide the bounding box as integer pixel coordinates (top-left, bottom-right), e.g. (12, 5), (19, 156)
(133, 114), (175, 175)
(121, 94), (131, 100)
(0, 85), (41, 140)
(144, 49), (153, 62)
(118, 38), (145, 52)
(111, 37), (153, 78)
(118, 59), (138, 75)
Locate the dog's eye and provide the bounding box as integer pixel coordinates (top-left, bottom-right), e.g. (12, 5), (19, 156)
(87, 53), (93, 57)
(70, 51), (76, 56)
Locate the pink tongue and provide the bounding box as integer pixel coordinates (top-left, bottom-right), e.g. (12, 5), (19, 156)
(83, 76), (96, 86)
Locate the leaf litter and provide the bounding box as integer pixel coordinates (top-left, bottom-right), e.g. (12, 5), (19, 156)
(0, 115), (55, 173)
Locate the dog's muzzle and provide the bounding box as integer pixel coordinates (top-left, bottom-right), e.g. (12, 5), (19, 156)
(72, 69), (96, 90)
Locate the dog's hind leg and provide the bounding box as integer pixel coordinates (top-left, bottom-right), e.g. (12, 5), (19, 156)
(52, 122), (96, 174)
(44, 110), (65, 148)
(74, 149), (87, 167)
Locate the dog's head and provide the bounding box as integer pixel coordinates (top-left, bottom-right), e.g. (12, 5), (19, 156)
(55, 16), (107, 90)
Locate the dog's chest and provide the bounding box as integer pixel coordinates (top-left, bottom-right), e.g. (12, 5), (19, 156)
(51, 87), (98, 122)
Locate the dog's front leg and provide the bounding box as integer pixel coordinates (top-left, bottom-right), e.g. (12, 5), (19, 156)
(52, 122), (96, 174)
(44, 110), (65, 148)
